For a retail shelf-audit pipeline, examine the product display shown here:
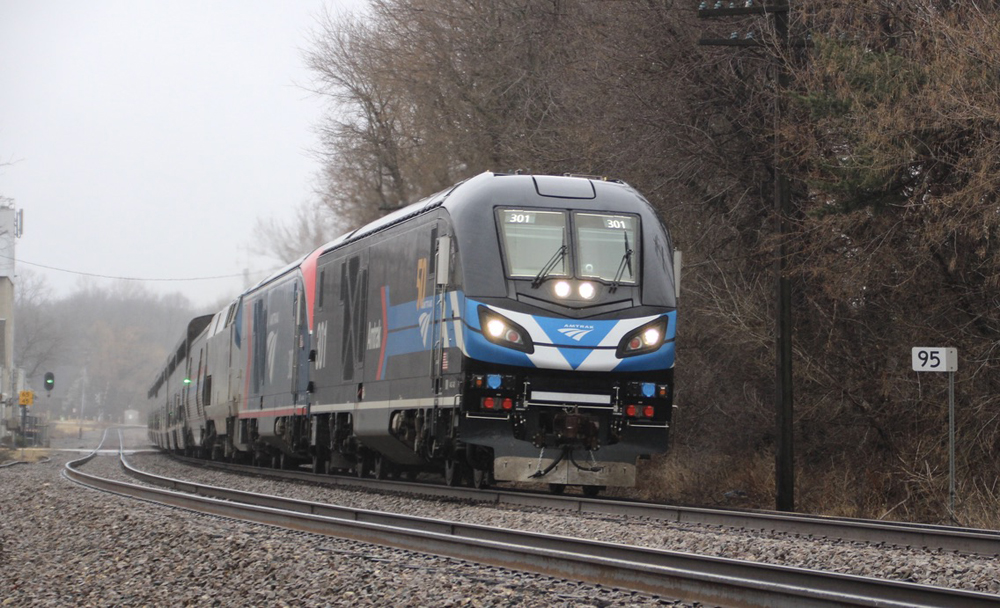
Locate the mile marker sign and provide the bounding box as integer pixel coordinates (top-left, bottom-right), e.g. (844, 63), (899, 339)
(911, 346), (959, 521)
(911, 347), (958, 372)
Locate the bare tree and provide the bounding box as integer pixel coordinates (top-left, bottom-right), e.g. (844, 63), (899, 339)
(306, 9), (418, 225)
(299, 0), (1000, 523)
(13, 269), (63, 381)
(305, 0), (596, 227)
(252, 199), (342, 264)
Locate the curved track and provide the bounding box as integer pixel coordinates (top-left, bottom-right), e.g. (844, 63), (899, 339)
(169, 453), (1000, 558)
(62, 434), (1000, 608)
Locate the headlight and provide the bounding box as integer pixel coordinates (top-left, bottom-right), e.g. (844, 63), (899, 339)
(552, 280), (597, 300)
(478, 307), (534, 353)
(486, 318), (506, 338)
(617, 318), (667, 358)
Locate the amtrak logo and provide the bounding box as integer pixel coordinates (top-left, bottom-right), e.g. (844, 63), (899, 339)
(558, 325), (594, 341)
(419, 312), (432, 346)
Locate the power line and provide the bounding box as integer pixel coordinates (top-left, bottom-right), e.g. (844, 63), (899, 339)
(4, 254), (280, 283)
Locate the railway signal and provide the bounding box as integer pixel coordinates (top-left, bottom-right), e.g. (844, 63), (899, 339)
(44, 371), (55, 392)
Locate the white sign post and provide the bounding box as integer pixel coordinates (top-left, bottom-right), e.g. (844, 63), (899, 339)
(912, 347), (958, 522)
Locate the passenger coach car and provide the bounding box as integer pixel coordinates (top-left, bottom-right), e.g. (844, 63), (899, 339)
(149, 172), (680, 494)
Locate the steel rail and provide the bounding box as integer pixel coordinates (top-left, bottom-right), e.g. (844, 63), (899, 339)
(60, 448), (1000, 608)
(169, 454), (1000, 557)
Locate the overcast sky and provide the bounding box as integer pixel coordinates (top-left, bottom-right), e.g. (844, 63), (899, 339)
(0, 0), (365, 310)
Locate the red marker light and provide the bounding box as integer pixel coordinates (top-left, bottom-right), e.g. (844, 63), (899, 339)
(502, 398), (513, 410)
(625, 404), (637, 417)
(643, 405), (655, 418)
(483, 397), (495, 410)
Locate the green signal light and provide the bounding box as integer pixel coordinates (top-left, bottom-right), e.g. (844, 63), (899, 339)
(183, 378), (192, 385)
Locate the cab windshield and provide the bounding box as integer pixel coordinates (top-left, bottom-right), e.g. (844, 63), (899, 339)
(575, 213), (638, 284)
(497, 209), (568, 278)
(497, 208), (640, 285)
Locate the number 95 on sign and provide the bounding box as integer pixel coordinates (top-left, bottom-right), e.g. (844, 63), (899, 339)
(911, 347), (958, 372)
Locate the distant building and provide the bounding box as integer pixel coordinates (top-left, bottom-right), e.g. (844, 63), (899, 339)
(0, 205), (21, 444)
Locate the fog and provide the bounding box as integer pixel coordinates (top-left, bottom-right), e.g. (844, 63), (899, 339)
(0, 0), (365, 309)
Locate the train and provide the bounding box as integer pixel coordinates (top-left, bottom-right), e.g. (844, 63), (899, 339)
(148, 171), (680, 495)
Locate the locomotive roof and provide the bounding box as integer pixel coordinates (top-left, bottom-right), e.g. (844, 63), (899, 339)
(320, 172), (650, 250)
(442, 172), (654, 226)
(242, 172), (660, 296)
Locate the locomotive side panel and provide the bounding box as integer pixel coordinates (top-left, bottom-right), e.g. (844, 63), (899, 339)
(308, 246), (368, 471)
(239, 273), (311, 454)
(310, 244), (368, 410)
(311, 212), (459, 466)
(242, 278), (310, 407)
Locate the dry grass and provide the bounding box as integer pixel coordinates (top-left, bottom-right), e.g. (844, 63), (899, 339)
(630, 445), (1000, 530)
(0, 446), (50, 463)
(48, 420), (105, 439)
(629, 445), (775, 509)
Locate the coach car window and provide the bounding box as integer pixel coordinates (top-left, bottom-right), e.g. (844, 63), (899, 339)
(498, 209), (568, 277)
(574, 213), (639, 284)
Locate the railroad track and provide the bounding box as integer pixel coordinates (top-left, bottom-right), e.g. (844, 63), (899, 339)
(167, 452), (1000, 558)
(64, 433), (999, 608)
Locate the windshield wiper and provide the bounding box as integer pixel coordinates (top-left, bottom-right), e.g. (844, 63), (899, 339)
(532, 244), (567, 288)
(609, 231), (633, 292)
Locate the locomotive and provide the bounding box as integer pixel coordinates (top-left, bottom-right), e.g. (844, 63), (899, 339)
(149, 172), (680, 494)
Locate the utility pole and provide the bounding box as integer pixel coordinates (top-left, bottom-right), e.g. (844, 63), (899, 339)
(698, 1), (796, 511)
(78, 368), (87, 440)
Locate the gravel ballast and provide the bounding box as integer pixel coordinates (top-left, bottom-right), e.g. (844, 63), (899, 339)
(5, 427), (999, 605)
(0, 434), (679, 607)
(109, 451), (1000, 596)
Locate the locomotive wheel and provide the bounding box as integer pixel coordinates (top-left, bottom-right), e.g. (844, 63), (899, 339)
(471, 467), (490, 489)
(312, 454), (328, 475)
(548, 483), (566, 495)
(373, 455), (390, 480)
(444, 460), (463, 487)
(356, 454), (373, 478)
